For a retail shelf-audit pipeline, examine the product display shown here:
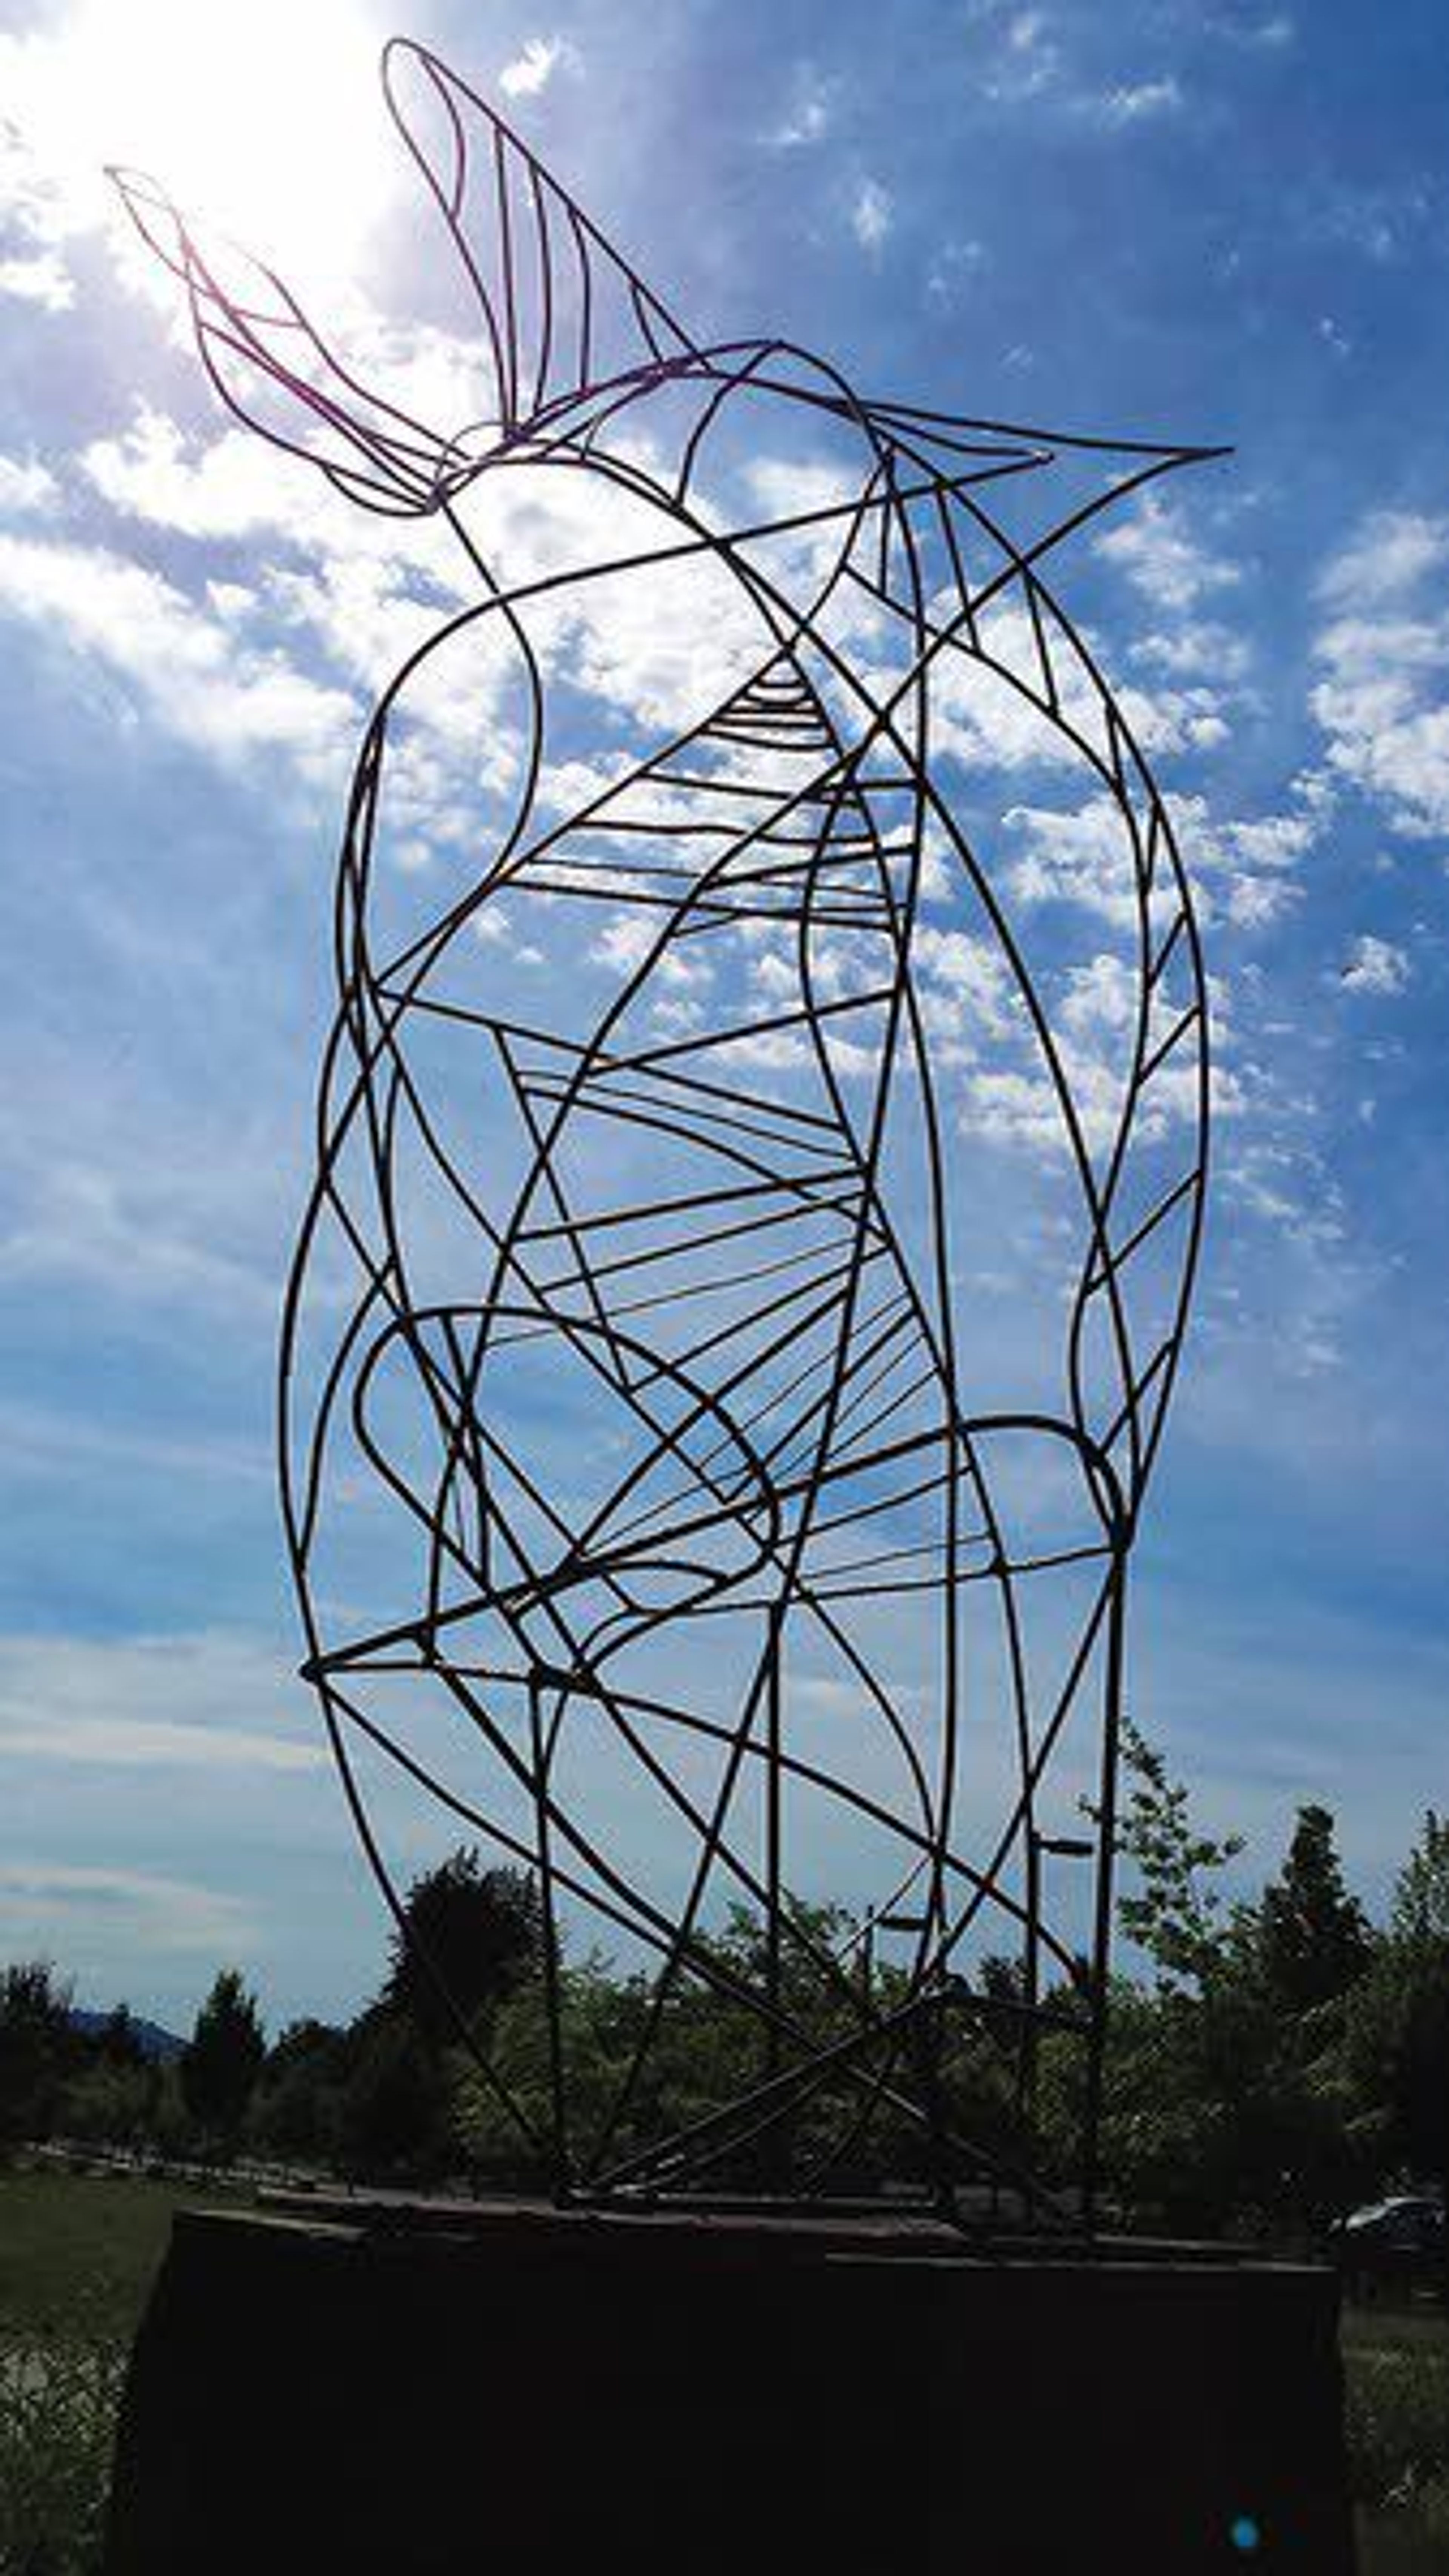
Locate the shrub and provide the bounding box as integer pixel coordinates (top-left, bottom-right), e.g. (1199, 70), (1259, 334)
(1343, 2344), (1449, 2509)
(0, 2324), (127, 2575)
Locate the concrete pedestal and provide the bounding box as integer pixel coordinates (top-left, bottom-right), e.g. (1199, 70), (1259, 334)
(104, 2198), (1355, 2574)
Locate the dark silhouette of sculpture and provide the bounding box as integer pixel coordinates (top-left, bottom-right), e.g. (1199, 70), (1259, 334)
(114, 37), (1219, 2223)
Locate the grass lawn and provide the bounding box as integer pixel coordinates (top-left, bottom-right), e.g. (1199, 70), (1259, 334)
(0, 2164), (232, 2341)
(0, 2165), (230, 2572)
(1344, 2300), (1449, 2575)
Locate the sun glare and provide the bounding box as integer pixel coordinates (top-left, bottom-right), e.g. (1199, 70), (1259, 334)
(68, 0), (392, 291)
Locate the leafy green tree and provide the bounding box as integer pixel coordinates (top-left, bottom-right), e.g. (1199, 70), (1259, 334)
(383, 1851), (541, 2048)
(1335, 1811), (1449, 2199)
(1088, 1720), (1246, 1995)
(337, 2008), (448, 2178)
(251, 2019), (348, 2165)
(452, 1951), (640, 2185)
(180, 1969), (266, 2154)
(1392, 1956), (1449, 2194)
(1249, 1804), (1372, 2017)
(57, 2055), (157, 2149)
(1075, 1734), (1371, 2228)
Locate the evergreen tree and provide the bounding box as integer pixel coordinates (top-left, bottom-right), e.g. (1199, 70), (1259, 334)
(1390, 1809), (1449, 1951)
(180, 1969), (266, 2152)
(0, 1959), (76, 2145)
(1251, 1804), (1371, 2016)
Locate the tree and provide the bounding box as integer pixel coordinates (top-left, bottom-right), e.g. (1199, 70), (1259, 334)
(1391, 1810), (1449, 1950)
(180, 1969), (266, 2153)
(1088, 1719), (1246, 1995)
(1250, 1804), (1372, 2017)
(1392, 1955), (1449, 2194)
(58, 2054), (157, 2149)
(0, 1959), (76, 2146)
(251, 2019), (348, 2165)
(95, 2004), (146, 2069)
(337, 2008), (448, 2178)
(382, 1851), (541, 2048)
(1340, 1814), (1449, 2197)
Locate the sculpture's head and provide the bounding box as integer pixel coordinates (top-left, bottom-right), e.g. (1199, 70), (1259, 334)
(111, 38), (1219, 545)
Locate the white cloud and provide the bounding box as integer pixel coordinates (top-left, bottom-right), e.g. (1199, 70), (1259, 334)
(1129, 621), (1251, 684)
(0, 248), (72, 309)
(926, 237), (989, 309)
(982, 8), (1063, 103)
(0, 450), (57, 514)
(0, 1863), (255, 1962)
(499, 36), (580, 99)
(851, 178), (894, 255)
(591, 913), (657, 975)
(1224, 873), (1301, 927)
(0, 80), (83, 310)
(1094, 493), (1240, 614)
(82, 407), (311, 542)
(1317, 510), (1449, 611)
(0, 1151), (281, 1313)
(1338, 933), (1411, 996)
(0, 1630), (322, 1776)
(915, 927), (1020, 1050)
(1309, 510), (1449, 838)
(1312, 613), (1449, 839)
(1211, 11), (1295, 47)
(1098, 77), (1183, 123)
(1161, 787), (1325, 925)
(0, 528), (356, 791)
(765, 66), (838, 147)
(997, 776), (1326, 944)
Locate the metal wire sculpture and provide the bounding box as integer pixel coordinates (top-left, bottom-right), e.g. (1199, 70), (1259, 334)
(115, 38), (1220, 2226)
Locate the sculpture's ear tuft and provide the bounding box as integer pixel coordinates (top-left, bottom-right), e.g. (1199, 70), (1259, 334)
(108, 165), (458, 517)
(380, 39), (700, 443)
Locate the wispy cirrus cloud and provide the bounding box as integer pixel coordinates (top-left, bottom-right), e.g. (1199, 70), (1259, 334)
(763, 64), (838, 148)
(0, 1629), (320, 1774)
(0, 1862), (257, 1961)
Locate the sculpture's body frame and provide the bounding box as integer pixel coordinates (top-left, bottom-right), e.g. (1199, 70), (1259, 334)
(117, 39), (1218, 2225)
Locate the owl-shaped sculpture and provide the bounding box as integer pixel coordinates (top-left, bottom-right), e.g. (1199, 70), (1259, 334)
(117, 39), (1217, 2221)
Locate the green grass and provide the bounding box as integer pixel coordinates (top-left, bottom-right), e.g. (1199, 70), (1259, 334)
(0, 2163), (248, 2573)
(1344, 2301), (1449, 2575)
(0, 2167), (208, 2342)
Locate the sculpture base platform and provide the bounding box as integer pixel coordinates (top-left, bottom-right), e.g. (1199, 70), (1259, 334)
(105, 2197), (1354, 2575)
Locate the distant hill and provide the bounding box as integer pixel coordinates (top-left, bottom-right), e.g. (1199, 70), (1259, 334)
(70, 2008), (186, 2063)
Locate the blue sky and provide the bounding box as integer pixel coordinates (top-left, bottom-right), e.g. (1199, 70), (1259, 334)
(1, 0), (1446, 2031)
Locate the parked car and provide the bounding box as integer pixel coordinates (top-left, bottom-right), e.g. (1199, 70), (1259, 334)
(1328, 2193), (1446, 2301)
